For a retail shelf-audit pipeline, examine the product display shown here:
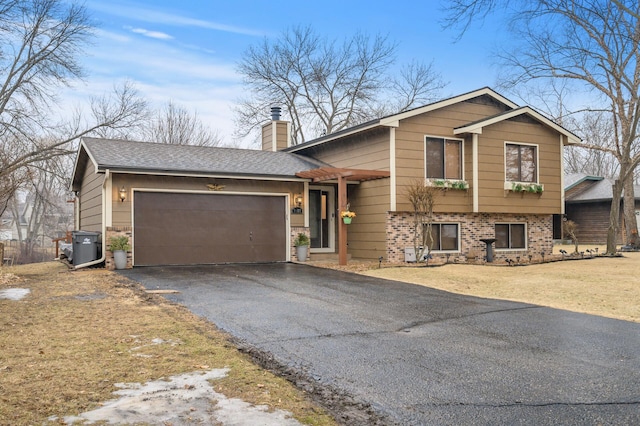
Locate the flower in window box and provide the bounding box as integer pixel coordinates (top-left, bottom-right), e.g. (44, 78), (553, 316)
(427, 179), (468, 190)
(509, 182), (544, 193)
(451, 180), (469, 190)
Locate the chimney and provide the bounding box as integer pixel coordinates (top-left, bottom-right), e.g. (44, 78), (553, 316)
(270, 106), (281, 121)
(261, 105), (291, 151)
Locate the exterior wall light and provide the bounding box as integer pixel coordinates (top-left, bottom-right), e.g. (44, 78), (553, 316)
(119, 186), (127, 202)
(295, 194), (303, 207)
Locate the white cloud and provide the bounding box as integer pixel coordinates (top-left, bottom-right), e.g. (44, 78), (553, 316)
(86, 28), (239, 83)
(129, 27), (174, 40)
(87, 1), (266, 37)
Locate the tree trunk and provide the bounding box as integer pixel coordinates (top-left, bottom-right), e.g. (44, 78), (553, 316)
(606, 179), (622, 254)
(623, 176), (638, 247)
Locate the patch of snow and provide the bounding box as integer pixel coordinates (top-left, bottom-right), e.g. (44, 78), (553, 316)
(57, 368), (302, 425)
(0, 288), (30, 300)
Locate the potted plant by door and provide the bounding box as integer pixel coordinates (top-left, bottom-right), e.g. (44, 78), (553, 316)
(294, 233), (310, 262)
(109, 235), (130, 269)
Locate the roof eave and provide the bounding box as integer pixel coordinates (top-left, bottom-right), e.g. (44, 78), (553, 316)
(286, 87), (520, 153)
(564, 175), (604, 192)
(284, 121), (383, 153)
(453, 106), (581, 144)
(102, 167), (312, 182)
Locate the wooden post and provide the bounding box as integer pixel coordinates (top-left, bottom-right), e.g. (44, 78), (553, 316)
(338, 175), (348, 265)
(0, 242), (4, 266)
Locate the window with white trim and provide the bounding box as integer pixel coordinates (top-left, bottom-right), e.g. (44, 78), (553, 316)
(425, 137), (463, 180)
(425, 223), (460, 251)
(495, 223), (527, 249)
(505, 143), (537, 183)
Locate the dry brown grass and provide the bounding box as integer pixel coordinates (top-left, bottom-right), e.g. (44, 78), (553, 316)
(0, 262), (335, 426)
(2, 245), (636, 424)
(344, 245), (639, 323)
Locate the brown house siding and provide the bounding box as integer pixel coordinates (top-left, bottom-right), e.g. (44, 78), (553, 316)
(386, 212), (553, 263)
(308, 127), (390, 170)
(476, 120), (562, 214)
(392, 103), (563, 216)
(78, 161), (103, 232)
(346, 179), (390, 259)
(302, 127), (392, 260)
(565, 202), (613, 244)
(393, 100), (503, 213)
(565, 200), (640, 245)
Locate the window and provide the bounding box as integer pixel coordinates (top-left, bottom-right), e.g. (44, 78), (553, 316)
(495, 223), (526, 249)
(505, 143), (537, 183)
(425, 137), (462, 180)
(425, 223), (459, 251)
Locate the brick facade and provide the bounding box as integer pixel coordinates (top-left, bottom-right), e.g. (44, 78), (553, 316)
(105, 226), (132, 270)
(386, 212), (553, 264)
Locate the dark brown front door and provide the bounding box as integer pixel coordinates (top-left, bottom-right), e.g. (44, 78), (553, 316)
(133, 192), (287, 266)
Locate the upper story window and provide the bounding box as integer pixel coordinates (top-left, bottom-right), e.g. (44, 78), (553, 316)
(505, 143), (537, 183)
(425, 137), (463, 180)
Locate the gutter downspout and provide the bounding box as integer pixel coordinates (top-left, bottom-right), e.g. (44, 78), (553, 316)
(74, 169), (109, 269)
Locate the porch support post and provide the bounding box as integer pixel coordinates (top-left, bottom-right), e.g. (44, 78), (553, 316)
(472, 133), (479, 213)
(338, 175), (348, 265)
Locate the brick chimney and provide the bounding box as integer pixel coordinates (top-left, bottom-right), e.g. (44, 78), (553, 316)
(261, 106), (291, 151)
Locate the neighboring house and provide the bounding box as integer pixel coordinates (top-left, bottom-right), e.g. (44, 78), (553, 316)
(564, 173), (640, 244)
(0, 200), (29, 242)
(0, 215), (12, 241)
(70, 87), (578, 269)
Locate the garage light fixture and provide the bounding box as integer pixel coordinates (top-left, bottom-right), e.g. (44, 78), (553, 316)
(118, 186), (127, 202)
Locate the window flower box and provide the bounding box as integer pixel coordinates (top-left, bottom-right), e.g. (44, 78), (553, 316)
(505, 181), (544, 194)
(426, 179), (469, 191)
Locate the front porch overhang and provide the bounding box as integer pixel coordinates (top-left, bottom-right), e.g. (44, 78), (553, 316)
(296, 167), (390, 265)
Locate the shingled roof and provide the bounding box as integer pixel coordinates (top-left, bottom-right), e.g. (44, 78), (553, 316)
(72, 137), (327, 189)
(565, 173), (640, 202)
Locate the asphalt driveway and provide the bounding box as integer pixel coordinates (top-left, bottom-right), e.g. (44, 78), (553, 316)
(120, 263), (640, 425)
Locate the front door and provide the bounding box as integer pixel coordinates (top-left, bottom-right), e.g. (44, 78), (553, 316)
(309, 187), (335, 252)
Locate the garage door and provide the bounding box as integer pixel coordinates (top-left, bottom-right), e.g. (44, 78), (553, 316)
(133, 192), (287, 266)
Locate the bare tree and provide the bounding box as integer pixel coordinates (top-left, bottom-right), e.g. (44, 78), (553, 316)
(444, 0), (640, 254)
(235, 26), (445, 145)
(405, 180), (441, 263)
(563, 219), (579, 254)
(565, 112), (619, 179)
(0, 1), (148, 213)
(143, 101), (222, 147)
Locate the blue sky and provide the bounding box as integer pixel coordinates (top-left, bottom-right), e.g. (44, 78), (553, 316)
(67, 0), (511, 147)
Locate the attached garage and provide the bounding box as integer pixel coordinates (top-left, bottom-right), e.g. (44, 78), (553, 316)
(133, 192), (287, 266)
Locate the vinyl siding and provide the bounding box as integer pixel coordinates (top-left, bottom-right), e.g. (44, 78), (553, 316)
(476, 119), (562, 214)
(393, 98), (563, 215)
(308, 127), (390, 170)
(303, 128), (391, 260)
(346, 179), (390, 259)
(394, 98), (505, 213)
(78, 161), (103, 232)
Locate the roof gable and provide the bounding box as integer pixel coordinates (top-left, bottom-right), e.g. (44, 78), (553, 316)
(286, 87), (577, 153)
(378, 87), (518, 127)
(453, 106), (581, 144)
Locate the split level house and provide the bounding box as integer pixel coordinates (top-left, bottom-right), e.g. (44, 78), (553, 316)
(70, 87), (579, 269)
